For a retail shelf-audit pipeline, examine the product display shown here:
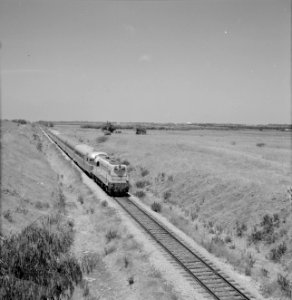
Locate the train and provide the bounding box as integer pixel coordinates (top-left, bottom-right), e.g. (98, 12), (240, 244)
(46, 129), (129, 196)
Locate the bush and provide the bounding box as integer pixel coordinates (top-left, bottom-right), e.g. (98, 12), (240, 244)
(81, 253), (100, 274)
(235, 221), (247, 237)
(34, 201), (50, 209)
(163, 190), (172, 201)
(269, 242), (287, 261)
(248, 214), (280, 244)
(105, 229), (118, 243)
(12, 119), (28, 124)
(277, 274), (292, 297)
(77, 195), (84, 205)
(256, 143), (266, 147)
(136, 127), (146, 135)
(135, 180), (150, 189)
(97, 136), (108, 143)
(122, 159), (130, 166)
(140, 167), (149, 177)
(101, 121), (116, 133)
(151, 202), (162, 213)
(104, 245), (116, 256)
(224, 235), (232, 243)
(3, 210), (13, 222)
(134, 190), (146, 198)
(0, 222), (82, 299)
(101, 200), (108, 207)
(36, 141), (42, 152)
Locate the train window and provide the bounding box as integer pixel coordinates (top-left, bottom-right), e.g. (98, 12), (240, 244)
(96, 161), (100, 167)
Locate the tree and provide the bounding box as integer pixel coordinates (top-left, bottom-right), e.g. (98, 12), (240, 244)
(101, 122), (116, 133)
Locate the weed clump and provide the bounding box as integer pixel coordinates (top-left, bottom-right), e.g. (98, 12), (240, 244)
(151, 202), (162, 213)
(3, 210), (13, 222)
(235, 221), (247, 237)
(122, 159), (130, 166)
(135, 180), (150, 189)
(97, 136), (108, 143)
(101, 200), (108, 207)
(77, 195), (84, 205)
(134, 190), (146, 198)
(0, 221), (82, 299)
(81, 253), (100, 274)
(105, 229), (119, 243)
(277, 274), (292, 297)
(256, 142), (266, 147)
(248, 213), (280, 244)
(140, 167), (149, 177)
(269, 242), (287, 261)
(163, 190), (172, 201)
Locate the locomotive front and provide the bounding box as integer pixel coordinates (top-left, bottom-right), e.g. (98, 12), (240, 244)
(107, 163), (129, 195)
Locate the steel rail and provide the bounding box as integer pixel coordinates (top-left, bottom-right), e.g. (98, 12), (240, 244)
(41, 126), (253, 300)
(114, 196), (253, 300)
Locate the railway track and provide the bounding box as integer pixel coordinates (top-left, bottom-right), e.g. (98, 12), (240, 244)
(41, 127), (255, 300)
(114, 196), (255, 300)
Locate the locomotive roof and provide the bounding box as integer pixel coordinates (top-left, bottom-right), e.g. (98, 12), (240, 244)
(74, 144), (94, 156)
(88, 151), (108, 159)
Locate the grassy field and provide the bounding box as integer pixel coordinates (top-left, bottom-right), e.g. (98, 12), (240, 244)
(56, 125), (292, 299)
(1, 122), (182, 300)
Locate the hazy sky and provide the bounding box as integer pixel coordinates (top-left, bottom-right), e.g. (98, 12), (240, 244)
(0, 0), (290, 123)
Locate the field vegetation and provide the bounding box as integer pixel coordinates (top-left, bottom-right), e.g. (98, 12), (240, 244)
(56, 125), (292, 299)
(1, 121), (182, 300)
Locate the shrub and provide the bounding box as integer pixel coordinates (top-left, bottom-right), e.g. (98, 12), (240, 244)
(101, 121), (116, 133)
(248, 226), (263, 243)
(277, 274), (292, 297)
(35, 201), (50, 209)
(128, 276), (134, 285)
(81, 253), (100, 274)
(140, 167), (149, 177)
(122, 159), (130, 166)
(151, 202), (162, 213)
(77, 195), (84, 205)
(104, 245), (116, 256)
(36, 141), (42, 152)
(101, 200), (108, 207)
(124, 256), (129, 268)
(105, 229), (118, 243)
(0, 223), (82, 299)
(256, 142), (266, 147)
(261, 268), (269, 277)
(224, 235), (232, 243)
(3, 210), (13, 222)
(190, 212), (198, 221)
(12, 119), (27, 124)
(134, 190), (146, 198)
(235, 221), (247, 237)
(135, 180), (150, 189)
(163, 190), (172, 201)
(136, 127), (146, 134)
(97, 136), (108, 143)
(269, 242), (287, 261)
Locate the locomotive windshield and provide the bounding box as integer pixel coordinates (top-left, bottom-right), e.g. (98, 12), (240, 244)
(112, 165), (126, 177)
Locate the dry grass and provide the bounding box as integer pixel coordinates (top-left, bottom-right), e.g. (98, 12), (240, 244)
(55, 125), (292, 298)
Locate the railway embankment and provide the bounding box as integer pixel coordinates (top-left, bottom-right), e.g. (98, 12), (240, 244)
(55, 125), (292, 300)
(1, 121), (186, 300)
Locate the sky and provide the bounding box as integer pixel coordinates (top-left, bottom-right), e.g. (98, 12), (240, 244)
(0, 0), (290, 124)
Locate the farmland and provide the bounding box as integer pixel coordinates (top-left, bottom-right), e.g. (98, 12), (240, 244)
(55, 125), (292, 299)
